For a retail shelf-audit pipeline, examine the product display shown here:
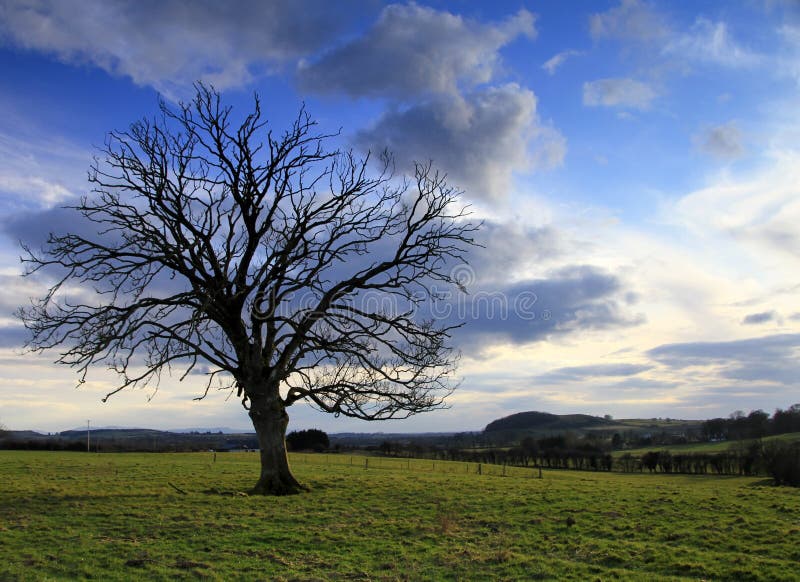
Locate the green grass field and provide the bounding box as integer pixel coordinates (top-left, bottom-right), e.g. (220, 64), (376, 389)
(1, 451), (799, 581)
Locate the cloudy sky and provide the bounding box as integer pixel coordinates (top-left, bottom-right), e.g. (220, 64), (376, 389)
(1, 0), (799, 433)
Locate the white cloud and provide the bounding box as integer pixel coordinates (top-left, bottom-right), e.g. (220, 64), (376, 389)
(777, 25), (800, 84)
(542, 50), (582, 75)
(663, 18), (761, 68)
(589, 0), (669, 42)
(356, 84), (565, 204)
(0, 129), (88, 209)
(297, 4), (536, 98)
(694, 122), (745, 159)
(0, 273), (50, 317)
(672, 150), (800, 262)
(582, 78), (657, 110)
(591, 5), (765, 76)
(0, 0), (352, 97)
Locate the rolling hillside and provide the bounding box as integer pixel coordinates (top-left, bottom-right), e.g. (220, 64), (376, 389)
(484, 411), (612, 433)
(482, 411), (705, 445)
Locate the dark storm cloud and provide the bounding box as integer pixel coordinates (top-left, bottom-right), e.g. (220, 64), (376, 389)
(0, 0), (362, 97)
(647, 333), (800, 385)
(0, 207), (110, 300)
(695, 122), (745, 159)
(648, 333), (800, 366)
(741, 310), (779, 325)
(532, 363), (653, 384)
(439, 265), (643, 354)
(720, 361), (798, 385)
(356, 85), (565, 203)
(748, 226), (800, 258)
(1, 204), (194, 303)
(1, 184), (635, 358)
(468, 221), (565, 284)
(296, 4), (562, 206)
(1, 206), (101, 250)
(297, 4), (535, 98)
(0, 324), (27, 348)
(611, 377), (679, 390)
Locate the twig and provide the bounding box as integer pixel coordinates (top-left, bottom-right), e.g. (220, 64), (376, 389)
(168, 481), (187, 495)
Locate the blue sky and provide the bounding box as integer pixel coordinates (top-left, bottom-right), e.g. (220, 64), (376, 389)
(1, 0), (799, 433)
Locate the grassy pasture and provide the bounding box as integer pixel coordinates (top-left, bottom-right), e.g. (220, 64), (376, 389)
(1, 451), (799, 581)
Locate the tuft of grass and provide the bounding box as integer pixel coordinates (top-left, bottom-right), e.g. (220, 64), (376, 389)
(434, 500), (458, 535)
(1, 450), (799, 580)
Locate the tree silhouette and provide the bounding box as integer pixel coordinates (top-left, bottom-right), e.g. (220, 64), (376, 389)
(286, 429), (329, 452)
(19, 85), (477, 494)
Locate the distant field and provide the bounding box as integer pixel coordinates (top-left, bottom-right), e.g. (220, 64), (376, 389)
(615, 432), (800, 457)
(1, 451), (799, 581)
(595, 418), (704, 433)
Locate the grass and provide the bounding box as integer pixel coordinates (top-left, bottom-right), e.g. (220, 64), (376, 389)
(1, 451), (799, 581)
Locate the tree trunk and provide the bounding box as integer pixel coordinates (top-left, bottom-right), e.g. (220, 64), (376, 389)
(248, 397), (305, 495)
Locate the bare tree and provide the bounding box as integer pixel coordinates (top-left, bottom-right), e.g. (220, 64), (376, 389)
(19, 85), (477, 494)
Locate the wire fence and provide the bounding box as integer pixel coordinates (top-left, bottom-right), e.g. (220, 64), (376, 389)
(289, 452), (543, 479)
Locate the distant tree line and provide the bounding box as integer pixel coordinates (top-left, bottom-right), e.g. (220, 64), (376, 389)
(619, 444), (764, 476)
(1, 438), (88, 452)
(379, 433), (615, 472)
(376, 430), (800, 486)
(286, 429), (329, 452)
(617, 442), (800, 486)
(1, 428), (331, 454)
(702, 405), (800, 441)
(761, 441), (800, 486)
(0, 432), (259, 452)
(606, 405), (800, 451)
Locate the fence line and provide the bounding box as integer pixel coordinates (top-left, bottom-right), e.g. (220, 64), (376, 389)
(289, 453), (543, 479)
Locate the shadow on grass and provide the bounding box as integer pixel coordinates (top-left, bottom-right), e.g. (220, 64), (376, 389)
(746, 478), (777, 487)
(201, 487), (250, 497)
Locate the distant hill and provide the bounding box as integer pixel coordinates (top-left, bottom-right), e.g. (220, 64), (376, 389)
(484, 411), (611, 433)
(1, 428), (260, 452)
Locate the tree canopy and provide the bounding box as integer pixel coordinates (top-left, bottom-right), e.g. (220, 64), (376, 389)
(20, 84), (478, 494)
(286, 429), (330, 452)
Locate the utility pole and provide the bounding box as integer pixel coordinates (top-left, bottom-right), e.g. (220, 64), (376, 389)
(87, 420), (90, 452)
